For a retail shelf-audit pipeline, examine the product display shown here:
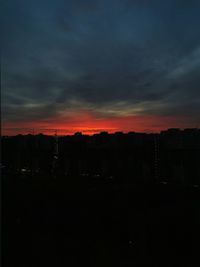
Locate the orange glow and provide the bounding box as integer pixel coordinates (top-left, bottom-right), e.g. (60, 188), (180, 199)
(2, 110), (192, 136)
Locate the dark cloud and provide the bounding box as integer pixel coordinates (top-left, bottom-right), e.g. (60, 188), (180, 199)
(2, 0), (200, 126)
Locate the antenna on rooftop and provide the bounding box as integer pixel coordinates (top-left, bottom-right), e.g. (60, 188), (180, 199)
(52, 129), (59, 177)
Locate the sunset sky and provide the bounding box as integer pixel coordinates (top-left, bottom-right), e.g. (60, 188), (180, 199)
(2, 0), (200, 135)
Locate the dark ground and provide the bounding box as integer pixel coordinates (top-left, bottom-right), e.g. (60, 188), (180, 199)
(2, 176), (200, 267)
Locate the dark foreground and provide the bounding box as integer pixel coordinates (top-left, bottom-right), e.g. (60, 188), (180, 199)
(2, 176), (200, 267)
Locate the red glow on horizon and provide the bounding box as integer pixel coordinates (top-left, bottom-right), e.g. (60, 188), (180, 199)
(2, 111), (194, 136)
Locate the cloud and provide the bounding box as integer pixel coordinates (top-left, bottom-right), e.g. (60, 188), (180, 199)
(2, 0), (200, 130)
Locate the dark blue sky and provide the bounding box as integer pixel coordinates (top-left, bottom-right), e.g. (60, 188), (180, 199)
(2, 0), (200, 134)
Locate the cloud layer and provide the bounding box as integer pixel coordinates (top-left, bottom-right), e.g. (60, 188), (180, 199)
(2, 0), (200, 133)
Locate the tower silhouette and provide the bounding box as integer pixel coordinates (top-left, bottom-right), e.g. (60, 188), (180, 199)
(154, 134), (160, 182)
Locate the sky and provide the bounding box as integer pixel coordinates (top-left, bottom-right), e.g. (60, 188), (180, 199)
(2, 0), (200, 135)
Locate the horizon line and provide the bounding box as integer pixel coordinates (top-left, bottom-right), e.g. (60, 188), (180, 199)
(2, 127), (200, 137)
